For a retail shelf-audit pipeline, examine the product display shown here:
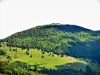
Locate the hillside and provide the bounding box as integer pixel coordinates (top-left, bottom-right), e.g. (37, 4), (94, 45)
(0, 43), (100, 75)
(3, 24), (100, 61)
(3, 23), (93, 40)
(0, 23), (100, 75)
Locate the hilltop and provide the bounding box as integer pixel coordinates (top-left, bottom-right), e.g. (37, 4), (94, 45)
(4, 23), (93, 40)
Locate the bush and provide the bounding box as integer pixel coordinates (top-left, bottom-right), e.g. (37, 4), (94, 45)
(12, 49), (17, 52)
(61, 55), (64, 57)
(42, 51), (45, 54)
(7, 56), (11, 60)
(52, 54), (54, 57)
(26, 51), (29, 55)
(42, 55), (44, 58)
(30, 55), (32, 58)
(0, 49), (6, 55)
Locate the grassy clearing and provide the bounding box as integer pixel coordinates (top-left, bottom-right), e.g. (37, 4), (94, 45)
(0, 43), (100, 72)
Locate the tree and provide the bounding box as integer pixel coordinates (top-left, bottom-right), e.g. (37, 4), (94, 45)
(48, 52), (52, 56)
(80, 69), (83, 73)
(0, 49), (6, 55)
(30, 55), (32, 58)
(7, 56), (11, 60)
(52, 54), (54, 57)
(12, 49), (17, 52)
(61, 54), (64, 57)
(26, 51), (29, 55)
(42, 55), (44, 58)
(42, 51), (45, 54)
(86, 66), (92, 75)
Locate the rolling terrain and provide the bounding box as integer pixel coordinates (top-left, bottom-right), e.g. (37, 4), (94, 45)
(0, 23), (100, 75)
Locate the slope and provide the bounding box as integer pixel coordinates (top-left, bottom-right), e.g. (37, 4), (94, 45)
(1, 23), (100, 62)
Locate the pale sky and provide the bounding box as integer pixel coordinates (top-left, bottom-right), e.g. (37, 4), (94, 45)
(0, 0), (100, 39)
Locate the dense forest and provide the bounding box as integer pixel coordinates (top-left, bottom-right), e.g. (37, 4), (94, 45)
(0, 23), (100, 75)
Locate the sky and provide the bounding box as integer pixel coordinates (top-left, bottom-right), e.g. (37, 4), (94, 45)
(0, 0), (100, 39)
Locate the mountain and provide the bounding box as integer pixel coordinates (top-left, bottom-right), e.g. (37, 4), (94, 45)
(3, 23), (94, 41)
(2, 23), (100, 62)
(1, 23), (100, 75)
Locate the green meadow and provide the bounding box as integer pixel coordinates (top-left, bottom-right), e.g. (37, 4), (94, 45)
(0, 43), (100, 72)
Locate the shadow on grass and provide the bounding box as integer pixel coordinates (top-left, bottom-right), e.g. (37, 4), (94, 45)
(55, 62), (87, 71)
(39, 62), (97, 75)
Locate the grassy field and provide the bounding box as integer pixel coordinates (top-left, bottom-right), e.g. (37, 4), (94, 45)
(0, 43), (100, 72)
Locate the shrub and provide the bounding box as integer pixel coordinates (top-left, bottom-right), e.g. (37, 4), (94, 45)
(30, 55), (32, 58)
(26, 51), (29, 55)
(42, 51), (45, 54)
(42, 55), (44, 58)
(0, 49), (6, 55)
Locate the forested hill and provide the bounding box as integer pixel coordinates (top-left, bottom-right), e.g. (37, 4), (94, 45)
(37, 24), (92, 32)
(3, 24), (93, 40)
(2, 23), (100, 62)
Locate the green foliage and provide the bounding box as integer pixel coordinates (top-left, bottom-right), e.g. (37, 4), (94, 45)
(0, 61), (45, 75)
(26, 51), (29, 55)
(7, 56), (11, 60)
(0, 45), (89, 70)
(30, 55), (32, 58)
(86, 65), (93, 75)
(0, 49), (6, 55)
(1, 24), (100, 75)
(3, 24), (100, 62)
(68, 40), (100, 62)
(0, 42), (100, 75)
(42, 55), (44, 58)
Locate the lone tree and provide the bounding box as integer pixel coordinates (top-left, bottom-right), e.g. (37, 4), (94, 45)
(52, 54), (54, 57)
(42, 51), (45, 54)
(30, 55), (32, 58)
(61, 54), (64, 57)
(48, 52), (52, 56)
(42, 55), (44, 58)
(26, 51), (29, 55)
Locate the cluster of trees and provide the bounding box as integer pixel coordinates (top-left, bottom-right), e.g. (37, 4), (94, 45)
(0, 49), (6, 55)
(0, 61), (45, 75)
(68, 39), (100, 62)
(39, 65), (97, 75)
(0, 60), (98, 75)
